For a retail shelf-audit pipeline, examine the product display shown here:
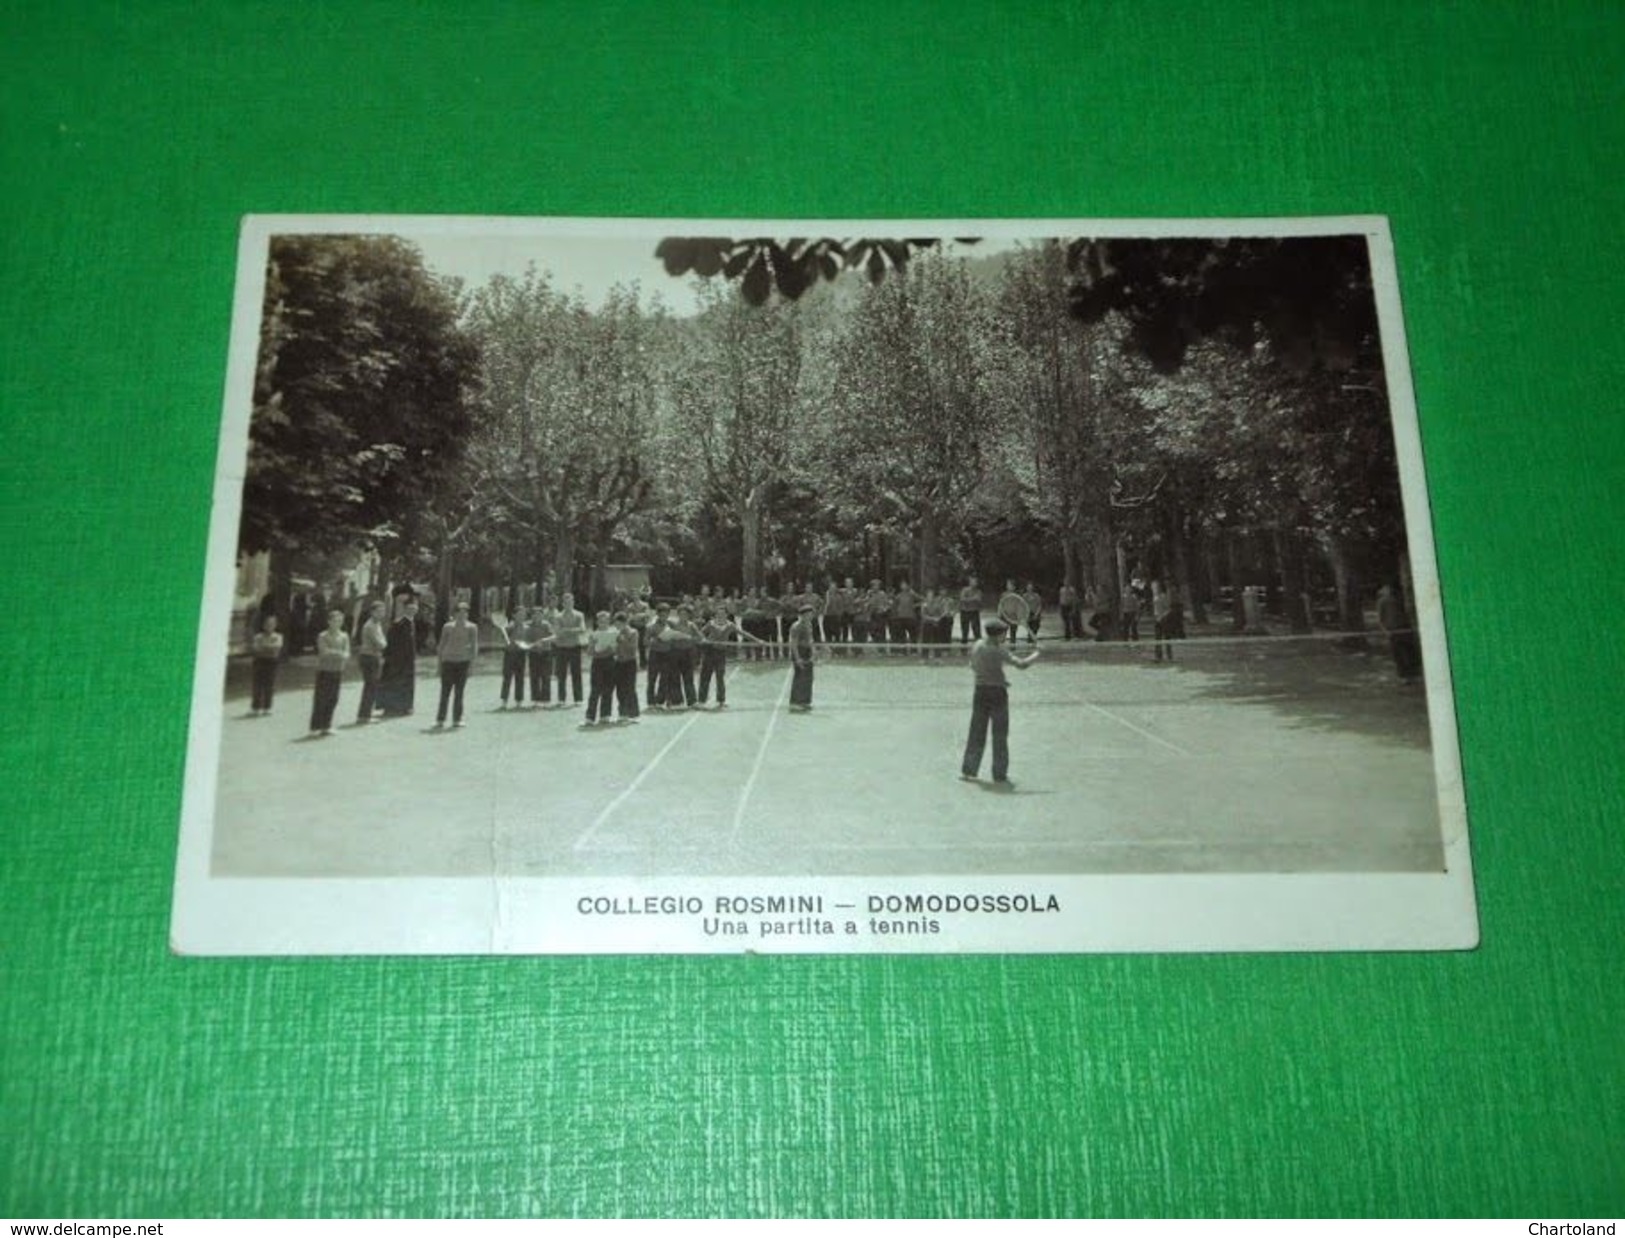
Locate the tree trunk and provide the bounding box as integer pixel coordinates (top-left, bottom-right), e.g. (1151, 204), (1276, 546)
(1226, 532), (1246, 631)
(1062, 529), (1083, 591)
(1092, 517), (1119, 638)
(436, 541), (455, 633)
(1274, 526), (1312, 634)
(1166, 501), (1195, 619)
(1325, 534), (1368, 634)
(741, 485), (764, 593)
(268, 558), (294, 655)
(553, 529), (577, 606)
(533, 533), (549, 605)
(919, 508), (941, 591)
(1188, 518), (1210, 625)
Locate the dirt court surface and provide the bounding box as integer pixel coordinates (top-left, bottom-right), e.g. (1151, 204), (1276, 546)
(211, 638), (1445, 878)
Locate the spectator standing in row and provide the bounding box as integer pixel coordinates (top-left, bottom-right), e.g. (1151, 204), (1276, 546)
(249, 614), (283, 715)
(309, 609), (350, 737)
(920, 590), (950, 659)
(645, 606), (671, 707)
(862, 580), (891, 652)
(526, 606), (553, 706)
(1121, 581), (1142, 641)
(584, 610), (619, 725)
(627, 593), (653, 668)
(1059, 581), (1081, 640)
(434, 600), (478, 729)
(893, 581), (919, 649)
(613, 612), (641, 721)
(959, 577), (983, 644)
(499, 604), (531, 709)
(824, 577), (852, 650)
(356, 600), (387, 722)
(553, 592), (586, 706)
(1022, 582), (1043, 645)
(1151, 581), (1174, 661)
(666, 605), (700, 708)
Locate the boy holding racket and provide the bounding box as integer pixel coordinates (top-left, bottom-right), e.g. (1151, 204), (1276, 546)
(698, 607), (734, 708)
(960, 618), (1039, 787)
(498, 604), (531, 709)
(584, 609), (619, 725)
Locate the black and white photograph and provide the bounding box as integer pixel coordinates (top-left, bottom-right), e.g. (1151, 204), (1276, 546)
(173, 215), (1475, 954)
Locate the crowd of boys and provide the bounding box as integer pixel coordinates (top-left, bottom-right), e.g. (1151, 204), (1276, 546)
(247, 576), (1107, 734)
(243, 575), (1199, 786)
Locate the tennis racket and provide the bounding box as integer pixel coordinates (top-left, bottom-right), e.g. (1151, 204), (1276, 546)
(997, 593), (1029, 631)
(727, 620), (773, 647)
(491, 613), (535, 651)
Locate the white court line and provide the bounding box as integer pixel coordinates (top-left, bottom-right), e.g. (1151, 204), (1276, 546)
(572, 711), (704, 852)
(1083, 700), (1191, 755)
(730, 667), (794, 843)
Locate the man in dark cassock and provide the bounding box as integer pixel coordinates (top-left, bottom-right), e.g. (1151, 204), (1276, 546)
(377, 591), (420, 716)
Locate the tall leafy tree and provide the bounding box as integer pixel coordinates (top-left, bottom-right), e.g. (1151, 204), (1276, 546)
(242, 235), (480, 569)
(1071, 234), (1407, 628)
(462, 271), (664, 596)
(994, 242), (1162, 619)
(666, 281), (806, 591)
(818, 253), (992, 589)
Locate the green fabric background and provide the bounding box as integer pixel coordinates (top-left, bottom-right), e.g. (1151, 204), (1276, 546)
(3, 0), (1621, 1218)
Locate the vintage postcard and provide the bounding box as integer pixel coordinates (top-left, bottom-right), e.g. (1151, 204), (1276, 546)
(171, 215), (1476, 953)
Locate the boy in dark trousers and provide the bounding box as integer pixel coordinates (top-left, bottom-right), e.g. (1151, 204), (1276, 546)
(960, 619), (1039, 786)
(788, 604), (817, 712)
(698, 607), (734, 708)
(613, 612), (641, 721)
(250, 614), (283, 715)
(434, 601), (479, 729)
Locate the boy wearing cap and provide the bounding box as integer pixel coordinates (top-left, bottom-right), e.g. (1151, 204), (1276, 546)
(788, 604), (817, 712)
(435, 600), (479, 729)
(960, 618), (1039, 786)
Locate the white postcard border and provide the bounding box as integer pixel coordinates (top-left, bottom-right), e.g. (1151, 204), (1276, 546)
(172, 214), (1477, 955)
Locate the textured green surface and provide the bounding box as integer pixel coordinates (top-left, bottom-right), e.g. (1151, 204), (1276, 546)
(3, 0), (1622, 1218)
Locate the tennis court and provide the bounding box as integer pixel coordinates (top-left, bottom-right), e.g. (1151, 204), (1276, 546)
(211, 636), (1445, 878)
